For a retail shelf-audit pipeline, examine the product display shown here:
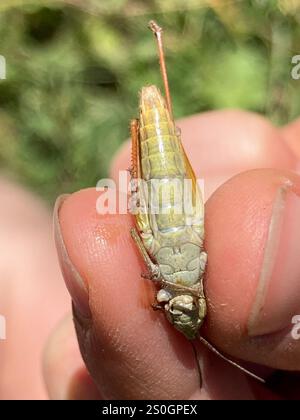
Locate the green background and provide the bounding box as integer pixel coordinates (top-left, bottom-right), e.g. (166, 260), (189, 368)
(0, 0), (299, 201)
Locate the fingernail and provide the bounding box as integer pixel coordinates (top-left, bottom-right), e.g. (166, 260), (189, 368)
(54, 194), (91, 318)
(248, 186), (300, 336)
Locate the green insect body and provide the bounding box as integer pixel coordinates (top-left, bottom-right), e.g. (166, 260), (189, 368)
(130, 85), (207, 340)
(128, 20), (266, 386)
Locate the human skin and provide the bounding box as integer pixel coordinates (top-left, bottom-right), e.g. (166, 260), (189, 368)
(45, 110), (300, 400)
(0, 179), (70, 399)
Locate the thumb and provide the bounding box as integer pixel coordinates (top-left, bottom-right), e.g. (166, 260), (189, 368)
(204, 168), (300, 371)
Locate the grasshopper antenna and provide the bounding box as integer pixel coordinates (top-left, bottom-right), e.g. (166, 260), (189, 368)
(148, 20), (173, 120)
(190, 341), (203, 388)
(198, 334), (266, 384)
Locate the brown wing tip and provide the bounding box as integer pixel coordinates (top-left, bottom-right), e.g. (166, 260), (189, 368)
(139, 85), (167, 112)
(130, 119), (139, 179)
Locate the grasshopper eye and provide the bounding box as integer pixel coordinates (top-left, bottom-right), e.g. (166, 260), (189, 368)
(156, 289), (172, 303)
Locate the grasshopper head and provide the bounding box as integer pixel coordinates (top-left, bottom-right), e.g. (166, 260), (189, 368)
(165, 294), (204, 340)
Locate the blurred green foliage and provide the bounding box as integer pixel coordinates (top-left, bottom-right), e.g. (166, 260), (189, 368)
(0, 0), (299, 201)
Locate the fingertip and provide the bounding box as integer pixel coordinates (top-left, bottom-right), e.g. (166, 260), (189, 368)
(110, 111), (297, 199)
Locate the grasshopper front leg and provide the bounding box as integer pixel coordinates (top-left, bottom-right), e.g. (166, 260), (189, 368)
(131, 227), (163, 310)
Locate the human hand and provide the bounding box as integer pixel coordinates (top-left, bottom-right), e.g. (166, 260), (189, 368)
(0, 179), (69, 400)
(45, 110), (300, 399)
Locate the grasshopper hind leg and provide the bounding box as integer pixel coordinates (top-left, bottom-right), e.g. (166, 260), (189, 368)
(130, 119), (161, 283)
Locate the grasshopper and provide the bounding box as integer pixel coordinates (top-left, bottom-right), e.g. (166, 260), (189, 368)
(130, 20), (265, 387)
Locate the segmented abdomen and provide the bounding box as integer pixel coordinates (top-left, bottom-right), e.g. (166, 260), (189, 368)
(139, 86), (187, 234)
(139, 85), (203, 236)
(135, 85), (206, 286)
(139, 86), (184, 180)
